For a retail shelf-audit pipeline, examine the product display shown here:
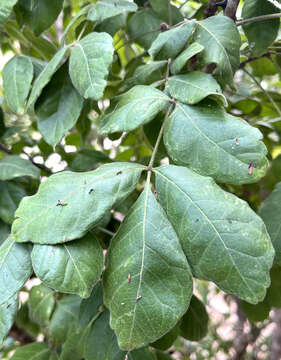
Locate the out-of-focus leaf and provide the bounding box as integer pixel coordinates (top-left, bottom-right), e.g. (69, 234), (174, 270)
(87, 0), (137, 22)
(0, 155), (40, 180)
(28, 285), (55, 326)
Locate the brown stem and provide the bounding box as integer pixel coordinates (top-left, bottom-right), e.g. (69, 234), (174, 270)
(237, 13), (281, 26)
(9, 324), (35, 345)
(224, 0), (240, 21)
(204, 0), (218, 18)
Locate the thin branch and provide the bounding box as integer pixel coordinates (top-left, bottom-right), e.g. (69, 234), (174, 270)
(224, 0), (240, 21)
(98, 227), (115, 237)
(0, 143), (12, 154)
(243, 68), (281, 118)
(115, 28), (161, 52)
(22, 150), (52, 175)
(240, 52), (271, 68)
(148, 104), (174, 170)
(236, 13), (281, 26)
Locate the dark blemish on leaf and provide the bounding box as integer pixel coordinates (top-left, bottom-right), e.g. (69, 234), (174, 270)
(89, 188), (94, 194)
(248, 162), (257, 175)
(160, 22), (169, 31)
(136, 296), (142, 303)
(6, 304), (11, 309)
(116, 171), (122, 175)
(128, 274), (131, 283)
(195, 219), (199, 222)
(227, 219), (232, 224)
(234, 137), (239, 145)
(56, 200), (68, 206)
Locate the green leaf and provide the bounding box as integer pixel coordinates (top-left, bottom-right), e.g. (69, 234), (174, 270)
(242, 0), (280, 56)
(0, 236), (32, 305)
(98, 86), (169, 135)
(0, 220), (10, 245)
(0, 181), (26, 224)
(0, 294), (18, 344)
(2, 56), (33, 114)
(28, 284), (55, 326)
(241, 298), (270, 322)
(103, 185), (193, 350)
(27, 46), (70, 109)
(69, 32), (114, 100)
(12, 162), (144, 244)
(259, 182), (281, 265)
(148, 20), (195, 60)
(151, 323), (179, 350)
(0, 155), (40, 180)
(179, 295), (208, 341)
(155, 351), (172, 360)
(79, 282), (104, 328)
(0, 0), (17, 24)
(49, 295), (81, 345)
(149, 0), (183, 25)
(32, 233), (104, 298)
(87, 0), (137, 22)
(16, 0), (64, 36)
(128, 9), (162, 49)
(154, 165), (274, 304)
(85, 309), (126, 360)
(9, 342), (51, 360)
(166, 72), (227, 106)
(163, 101), (268, 185)
(267, 266), (281, 308)
(35, 63), (83, 147)
(70, 149), (110, 172)
(193, 15), (241, 88)
(170, 42), (204, 75)
(122, 61), (167, 91)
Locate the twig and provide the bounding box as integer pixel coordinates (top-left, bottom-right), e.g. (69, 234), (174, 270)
(236, 13), (281, 26)
(22, 150), (52, 175)
(98, 227), (115, 237)
(0, 143), (12, 154)
(243, 68), (281, 118)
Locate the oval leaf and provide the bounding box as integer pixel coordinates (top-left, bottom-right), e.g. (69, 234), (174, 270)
(0, 236), (32, 305)
(167, 72), (227, 106)
(242, 0), (280, 56)
(0, 293), (18, 344)
(28, 284), (55, 326)
(180, 295), (208, 341)
(154, 165), (274, 304)
(148, 20), (195, 60)
(193, 15), (241, 88)
(0, 155), (40, 180)
(35, 63), (83, 147)
(88, 0), (137, 22)
(27, 46), (70, 109)
(12, 162), (144, 244)
(0, 181), (26, 224)
(2, 56), (33, 113)
(16, 0), (64, 36)
(103, 186), (193, 350)
(98, 85), (169, 135)
(9, 342), (51, 360)
(164, 101), (268, 185)
(259, 182), (281, 265)
(32, 233), (104, 298)
(170, 42), (204, 75)
(69, 32), (114, 100)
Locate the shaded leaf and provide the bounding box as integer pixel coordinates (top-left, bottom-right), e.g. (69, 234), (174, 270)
(0, 294), (18, 344)
(180, 295), (208, 341)
(9, 342), (50, 360)
(242, 0), (280, 56)
(259, 182), (281, 265)
(32, 233), (103, 298)
(70, 149), (110, 172)
(35, 63), (83, 147)
(149, 0), (183, 25)
(27, 46), (70, 109)
(2, 56), (33, 113)
(128, 9), (162, 49)
(0, 155), (40, 180)
(79, 282), (104, 328)
(0, 181), (26, 224)
(98, 86), (169, 135)
(148, 20), (195, 60)
(16, 0), (64, 36)
(85, 309), (126, 360)
(164, 101), (268, 185)
(0, 0), (17, 24)
(167, 72), (227, 106)
(154, 165), (274, 303)
(171, 42), (204, 75)
(88, 0), (137, 22)
(194, 15), (241, 88)
(0, 236), (32, 305)
(104, 186), (193, 350)
(28, 284), (55, 326)
(49, 295), (81, 344)
(151, 323), (179, 350)
(69, 32), (114, 100)
(241, 298), (270, 322)
(0, 220), (10, 245)
(12, 162), (144, 244)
